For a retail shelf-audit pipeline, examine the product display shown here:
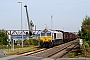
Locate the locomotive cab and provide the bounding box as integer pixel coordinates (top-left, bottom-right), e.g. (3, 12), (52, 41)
(40, 32), (52, 42)
(40, 28), (53, 47)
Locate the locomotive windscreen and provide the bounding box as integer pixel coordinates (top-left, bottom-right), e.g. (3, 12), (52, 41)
(41, 32), (45, 36)
(47, 33), (51, 36)
(41, 32), (51, 36)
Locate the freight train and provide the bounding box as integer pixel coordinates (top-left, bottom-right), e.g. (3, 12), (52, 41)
(40, 28), (78, 48)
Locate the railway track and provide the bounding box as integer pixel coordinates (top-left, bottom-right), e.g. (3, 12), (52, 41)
(49, 43), (78, 59)
(17, 48), (47, 56)
(25, 48), (54, 56)
(29, 39), (79, 58)
(16, 39), (79, 59)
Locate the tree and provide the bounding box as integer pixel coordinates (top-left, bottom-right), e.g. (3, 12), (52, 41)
(78, 16), (90, 57)
(78, 16), (90, 40)
(24, 38), (39, 46)
(0, 29), (8, 45)
(24, 39), (31, 45)
(16, 40), (22, 45)
(82, 15), (90, 26)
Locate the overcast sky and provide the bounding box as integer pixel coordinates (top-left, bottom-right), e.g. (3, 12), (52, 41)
(0, 0), (90, 32)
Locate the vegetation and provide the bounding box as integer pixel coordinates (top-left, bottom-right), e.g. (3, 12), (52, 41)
(3, 38), (39, 55)
(3, 46), (38, 55)
(0, 29), (8, 49)
(24, 38), (39, 46)
(0, 28), (39, 55)
(69, 15), (90, 58)
(0, 45), (8, 49)
(78, 16), (90, 51)
(16, 40), (22, 45)
(15, 38), (39, 46)
(0, 29), (8, 45)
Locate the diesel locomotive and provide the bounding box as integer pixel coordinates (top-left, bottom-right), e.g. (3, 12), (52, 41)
(40, 27), (78, 47)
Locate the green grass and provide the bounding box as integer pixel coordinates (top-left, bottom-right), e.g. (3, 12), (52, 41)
(68, 45), (90, 58)
(68, 52), (80, 58)
(0, 45), (8, 49)
(3, 46), (38, 55)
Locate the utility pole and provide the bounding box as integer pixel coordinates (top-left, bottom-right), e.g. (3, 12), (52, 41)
(17, 2), (23, 49)
(51, 15), (53, 30)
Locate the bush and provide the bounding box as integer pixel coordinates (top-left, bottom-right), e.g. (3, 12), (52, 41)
(24, 38), (39, 46)
(3, 46), (37, 55)
(0, 45), (8, 49)
(87, 41), (90, 46)
(82, 41), (90, 52)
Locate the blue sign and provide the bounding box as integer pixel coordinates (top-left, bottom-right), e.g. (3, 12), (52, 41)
(11, 35), (30, 40)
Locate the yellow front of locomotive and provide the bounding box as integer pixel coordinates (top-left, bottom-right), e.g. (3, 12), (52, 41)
(40, 32), (52, 43)
(40, 28), (53, 47)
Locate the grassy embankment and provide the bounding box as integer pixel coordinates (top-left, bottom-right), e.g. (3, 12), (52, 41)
(0, 45), (8, 49)
(2, 38), (40, 55)
(68, 41), (90, 58)
(3, 46), (38, 55)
